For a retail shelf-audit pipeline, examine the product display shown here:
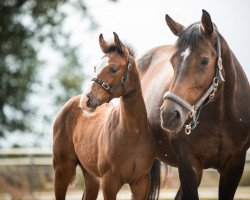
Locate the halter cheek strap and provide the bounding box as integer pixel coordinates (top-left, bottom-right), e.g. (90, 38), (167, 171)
(91, 57), (132, 101)
(164, 33), (225, 135)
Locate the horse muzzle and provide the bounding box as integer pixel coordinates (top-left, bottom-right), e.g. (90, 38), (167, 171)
(160, 100), (188, 133)
(86, 93), (100, 110)
(79, 93), (100, 113)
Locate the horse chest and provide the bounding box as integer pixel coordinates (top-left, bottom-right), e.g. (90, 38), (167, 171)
(100, 136), (154, 180)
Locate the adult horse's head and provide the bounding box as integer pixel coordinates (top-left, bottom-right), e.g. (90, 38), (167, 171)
(80, 32), (134, 112)
(161, 10), (225, 135)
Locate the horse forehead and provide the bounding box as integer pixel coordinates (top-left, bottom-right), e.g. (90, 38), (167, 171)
(180, 47), (191, 61)
(94, 57), (109, 73)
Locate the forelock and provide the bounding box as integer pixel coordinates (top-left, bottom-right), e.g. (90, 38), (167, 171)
(104, 42), (136, 58)
(176, 23), (202, 50)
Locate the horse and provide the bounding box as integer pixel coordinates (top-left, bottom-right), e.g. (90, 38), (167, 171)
(138, 10), (250, 200)
(53, 32), (159, 200)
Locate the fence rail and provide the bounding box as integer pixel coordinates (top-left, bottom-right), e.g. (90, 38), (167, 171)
(0, 148), (250, 166)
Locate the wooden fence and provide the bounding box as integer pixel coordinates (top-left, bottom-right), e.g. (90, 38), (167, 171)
(0, 148), (250, 166)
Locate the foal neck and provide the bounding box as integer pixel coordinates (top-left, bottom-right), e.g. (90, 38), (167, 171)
(119, 62), (149, 133)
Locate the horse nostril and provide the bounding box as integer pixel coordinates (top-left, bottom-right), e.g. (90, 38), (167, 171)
(86, 94), (91, 107)
(174, 110), (180, 120)
(86, 98), (91, 107)
(162, 108), (181, 122)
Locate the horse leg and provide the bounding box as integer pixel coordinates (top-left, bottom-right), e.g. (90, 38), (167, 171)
(130, 174), (151, 200)
(54, 160), (77, 200)
(218, 152), (246, 200)
(101, 173), (123, 200)
(174, 147), (200, 200)
(175, 167), (203, 200)
(80, 166), (100, 200)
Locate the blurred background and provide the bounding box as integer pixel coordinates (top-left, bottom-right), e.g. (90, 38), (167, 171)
(0, 0), (249, 199)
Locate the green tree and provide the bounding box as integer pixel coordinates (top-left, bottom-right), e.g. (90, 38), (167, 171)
(0, 0), (101, 138)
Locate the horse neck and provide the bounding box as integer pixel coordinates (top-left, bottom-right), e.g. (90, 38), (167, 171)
(118, 65), (149, 134)
(216, 35), (249, 116)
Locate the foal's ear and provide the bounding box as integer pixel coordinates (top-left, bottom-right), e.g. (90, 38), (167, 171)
(165, 14), (184, 36)
(201, 9), (214, 35)
(113, 32), (127, 54)
(99, 33), (109, 53)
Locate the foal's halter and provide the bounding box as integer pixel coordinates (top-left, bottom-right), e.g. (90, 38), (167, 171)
(91, 56), (132, 101)
(163, 33), (225, 134)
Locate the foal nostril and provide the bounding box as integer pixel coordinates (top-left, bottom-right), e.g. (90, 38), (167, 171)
(86, 98), (91, 107)
(86, 94), (92, 108)
(86, 94), (99, 108)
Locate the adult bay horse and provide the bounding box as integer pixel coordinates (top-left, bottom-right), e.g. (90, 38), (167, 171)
(53, 32), (159, 200)
(138, 10), (250, 200)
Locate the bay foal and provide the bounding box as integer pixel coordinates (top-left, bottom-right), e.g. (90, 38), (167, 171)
(53, 32), (156, 200)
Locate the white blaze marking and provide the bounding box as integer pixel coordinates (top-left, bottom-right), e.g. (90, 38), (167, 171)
(94, 57), (109, 74)
(180, 47), (191, 68)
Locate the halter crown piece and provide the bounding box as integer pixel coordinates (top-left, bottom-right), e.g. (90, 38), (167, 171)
(91, 56), (132, 101)
(163, 32), (225, 135)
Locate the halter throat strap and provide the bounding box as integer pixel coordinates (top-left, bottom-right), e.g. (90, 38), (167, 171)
(163, 32), (225, 134)
(91, 57), (132, 99)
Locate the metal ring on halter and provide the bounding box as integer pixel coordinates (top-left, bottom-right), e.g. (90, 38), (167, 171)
(213, 77), (219, 87)
(102, 83), (110, 90)
(185, 125), (192, 135)
(121, 77), (127, 84)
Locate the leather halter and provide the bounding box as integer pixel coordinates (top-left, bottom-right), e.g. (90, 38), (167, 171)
(163, 33), (225, 134)
(91, 56), (132, 101)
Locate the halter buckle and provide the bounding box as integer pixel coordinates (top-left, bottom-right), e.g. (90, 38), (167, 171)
(127, 63), (132, 70)
(102, 83), (110, 90)
(189, 106), (196, 117)
(218, 57), (223, 70)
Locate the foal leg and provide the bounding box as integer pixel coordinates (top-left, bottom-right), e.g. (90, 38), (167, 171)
(80, 167), (100, 200)
(101, 172), (123, 200)
(54, 159), (77, 200)
(218, 152), (246, 200)
(130, 174), (151, 200)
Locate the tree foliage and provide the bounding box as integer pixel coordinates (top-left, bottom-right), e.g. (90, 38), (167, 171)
(0, 0), (100, 137)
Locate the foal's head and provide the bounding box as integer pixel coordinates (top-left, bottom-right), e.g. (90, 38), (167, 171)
(81, 32), (136, 112)
(161, 10), (225, 135)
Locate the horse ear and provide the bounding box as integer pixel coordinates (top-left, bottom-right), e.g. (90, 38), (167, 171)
(113, 32), (126, 53)
(165, 14), (184, 36)
(201, 9), (214, 35)
(99, 33), (109, 53)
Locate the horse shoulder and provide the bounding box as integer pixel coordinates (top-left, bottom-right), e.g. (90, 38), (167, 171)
(53, 95), (82, 140)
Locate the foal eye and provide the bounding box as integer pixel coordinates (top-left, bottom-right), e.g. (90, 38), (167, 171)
(201, 58), (210, 66)
(110, 67), (118, 73)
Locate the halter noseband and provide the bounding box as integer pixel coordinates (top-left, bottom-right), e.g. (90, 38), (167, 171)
(163, 33), (225, 135)
(91, 57), (132, 101)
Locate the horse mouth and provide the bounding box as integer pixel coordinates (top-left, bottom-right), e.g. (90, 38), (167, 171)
(161, 121), (183, 134)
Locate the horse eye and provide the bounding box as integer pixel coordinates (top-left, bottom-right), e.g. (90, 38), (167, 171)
(201, 58), (210, 66)
(110, 67), (118, 73)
